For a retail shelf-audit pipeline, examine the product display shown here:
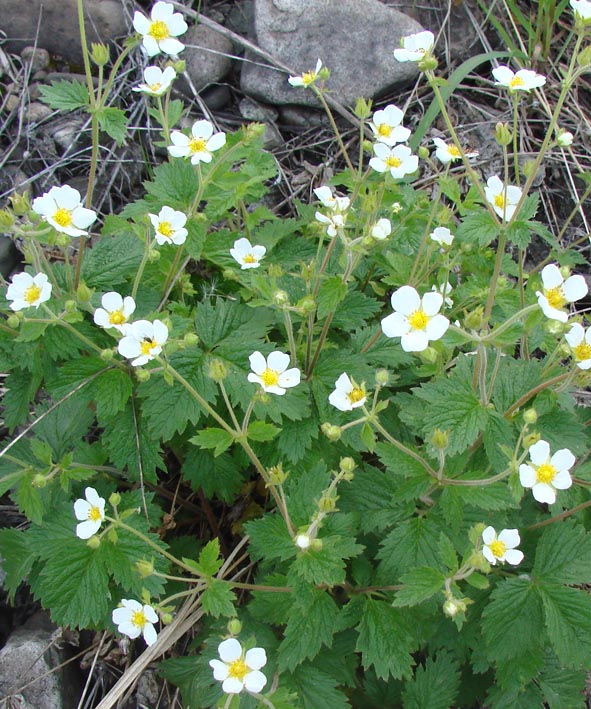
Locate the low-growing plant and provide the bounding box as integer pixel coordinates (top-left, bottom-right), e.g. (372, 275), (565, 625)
(2, 1), (591, 707)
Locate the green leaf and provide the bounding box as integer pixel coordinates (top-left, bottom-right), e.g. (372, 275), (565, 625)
(97, 106), (128, 145)
(245, 513), (295, 562)
(94, 369), (133, 423)
(3, 368), (42, 430)
(247, 421), (281, 442)
(456, 210), (499, 247)
(201, 579), (236, 618)
(356, 599), (415, 680)
(181, 448), (244, 502)
(317, 277), (347, 320)
(402, 651), (461, 709)
(15, 471), (43, 524)
(538, 655), (587, 709)
(250, 573), (293, 625)
(538, 583), (591, 667)
(291, 536), (362, 587)
(275, 416), (319, 464)
(81, 233), (143, 289)
(144, 160), (199, 209)
(38, 79), (89, 111)
(191, 428), (234, 456)
(392, 567), (446, 607)
(287, 665), (351, 709)
(360, 422), (376, 452)
(198, 538), (224, 576)
(533, 520), (591, 584)
(377, 517), (442, 582)
(0, 529), (35, 602)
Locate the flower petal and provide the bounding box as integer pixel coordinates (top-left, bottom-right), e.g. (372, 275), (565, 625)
(143, 623), (158, 646)
(218, 638), (242, 662)
(267, 351), (290, 373)
(498, 529), (520, 548)
(541, 264), (563, 289)
(562, 274), (588, 303)
(209, 659), (229, 681)
(532, 483), (556, 504)
(244, 669), (267, 693)
(482, 526), (497, 545)
(504, 549), (524, 565)
(519, 464), (536, 488)
(381, 311), (408, 338)
(245, 647), (267, 670)
(391, 285), (420, 315)
(528, 439), (550, 465)
(552, 469), (573, 490)
(551, 448), (575, 473)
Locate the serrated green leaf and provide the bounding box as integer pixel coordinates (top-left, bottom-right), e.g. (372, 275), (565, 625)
(392, 567), (445, 607)
(181, 447), (244, 502)
(247, 421), (281, 442)
(538, 655), (587, 709)
(0, 529), (35, 602)
(533, 520), (591, 584)
(15, 471), (44, 524)
(377, 517), (442, 582)
(317, 277), (348, 320)
(538, 583), (591, 667)
(245, 514), (295, 562)
(38, 79), (89, 111)
(191, 428), (234, 456)
(402, 651), (460, 709)
(3, 368), (42, 430)
(201, 579), (236, 618)
(275, 416), (319, 464)
(198, 538), (224, 576)
(94, 369), (133, 423)
(287, 665), (351, 709)
(457, 210), (499, 247)
(81, 233), (143, 289)
(291, 536), (361, 586)
(464, 571), (489, 590)
(250, 573), (293, 625)
(97, 106), (128, 145)
(144, 160), (199, 209)
(360, 422), (376, 452)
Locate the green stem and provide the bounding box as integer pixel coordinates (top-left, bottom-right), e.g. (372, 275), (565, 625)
(313, 88), (355, 175)
(161, 245), (185, 298)
(131, 227), (152, 300)
(283, 309), (298, 367)
(483, 229), (507, 321)
(370, 417), (438, 479)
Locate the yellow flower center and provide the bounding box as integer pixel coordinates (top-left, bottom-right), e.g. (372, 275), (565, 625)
(494, 194), (506, 209)
(158, 221), (174, 238)
(131, 609), (147, 628)
(489, 540), (506, 558)
(148, 82), (162, 93)
(574, 342), (591, 361)
(228, 658), (249, 681)
(109, 310), (126, 325)
(24, 284), (42, 304)
(536, 462), (557, 484)
(141, 338), (157, 356)
(377, 123), (392, 137)
(53, 207), (73, 228)
(408, 309), (429, 330)
(447, 144), (461, 157)
(261, 368), (280, 387)
(188, 138), (207, 154)
(347, 387), (365, 404)
(385, 156), (402, 169)
(149, 20), (170, 41)
(302, 71), (316, 86)
(510, 76), (525, 88)
(545, 286), (566, 309)
(243, 254), (257, 264)
(88, 505), (102, 522)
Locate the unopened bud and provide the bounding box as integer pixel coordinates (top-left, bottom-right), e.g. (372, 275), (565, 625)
(76, 282), (92, 302)
(147, 249), (160, 262)
(10, 193), (30, 216)
(87, 536), (101, 549)
(362, 139), (374, 154)
(295, 533), (312, 550)
(184, 332), (199, 346)
(418, 346), (438, 364)
(523, 408), (538, 425)
(0, 209), (14, 229)
(417, 146), (430, 160)
(91, 42), (110, 66)
(495, 122), (512, 146)
(339, 457), (356, 475)
(318, 495), (337, 513)
(311, 538), (323, 551)
(64, 300), (77, 313)
(443, 595), (467, 618)
(577, 45), (591, 67)
(297, 296), (316, 315)
(227, 618), (242, 635)
(208, 358), (227, 382)
(268, 263), (284, 278)
(523, 432), (541, 449)
(56, 233), (70, 247)
(268, 464), (288, 485)
(136, 368), (151, 382)
(557, 130), (574, 147)
(161, 612), (174, 625)
(109, 492), (121, 507)
(391, 202), (402, 214)
(354, 97), (372, 120)
(6, 315), (20, 329)
(521, 160), (537, 179)
(100, 348), (114, 362)
(32, 473), (47, 488)
(273, 290), (289, 306)
(375, 369), (389, 386)
(135, 559), (154, 578)
(321, 422), (342, 441)
(107, 528), (118, 544)
(418, 55), (438, 72)
(172, 59), (186, 73)
(432, 429), (449, 450)
(464, 305), (485, 330)
(318, 66), (330, 81)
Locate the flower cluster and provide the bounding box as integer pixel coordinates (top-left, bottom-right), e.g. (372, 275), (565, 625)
(230, 238), (266, 269)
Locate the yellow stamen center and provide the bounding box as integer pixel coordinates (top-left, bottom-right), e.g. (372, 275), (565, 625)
(149, 82), (162, 93)
(109, 310), (126, 325)
(243, 254), (257, 264)
(88, 505), (102, 522)
(53, 207), (73, 228)
(261, 368), (280, 387)
(545, 286), (566, 309)
(188, 138), (207, 154)
(408, 309), (429, 330)
(158, 221), (174, 238)
(447, 144), (461, 157)
(302, 71), (316, 86)
(131, 609), (147, 628)
(494, 194), (506, 209)
(385, 156), (402, 169)
(574, 342), (591, 361)
(228, 658), (249, 681)
(536, 462), (557, 484)
(377, 124), (392, 137)
(149, 20), (170, 41)
(489, 540), (506, 558)
(141, 338), (156, 356)
(347, 387), (365, 404)
(24, 284), (42, 304)
(509, 76), (525, 88)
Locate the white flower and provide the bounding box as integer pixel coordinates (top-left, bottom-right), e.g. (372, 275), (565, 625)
(482, 527), (524, 566)
(133, 1), (188, 57)
(247, 351), (300, 395)
(369, 143), (418, 179)
(295, 534), (312, 550)
(6, 272), (52, 311)
(328, 372), (366, 411)
(112, 599), (158, 646)
(118, 319), (169, 366)
(168, 120), (226, 164)
(432, 282), (453, 308)
(209, 638), (267, 695)
(369, 105), (411, 146)
(149, 206), (188, 245)
(536, 264), (588, 323)
(394, 31), (435, 62)
(557, 130), (574, 147)
(313, 186), (350, 212)
(94, 292), (136, 332)
(230, 237), (266, 269)
(484, 176), (522, 221)
(74, 487), (106, 540)
(433, 138), (478, 164)
(381, 285), (450, 352)
(430, 226), (454, 248)
(391, 202), (403, 214)
(133, 65), (176, 96)
(32, 185), (96, 237)
(492, 65), (546, 92)
(371, 218), (392, 240)
(571, 0), (591, 20)
(519, 439), (574, 504)
(315, 210), (347, 238)
(565, 322), (591, 369)
(288, 58), (323, 88)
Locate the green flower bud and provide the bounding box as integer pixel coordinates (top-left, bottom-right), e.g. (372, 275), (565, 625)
(362, 139), (374, 154)
(417, 146), (430, 160)
(222, 268), (237, 281)
(297, 295), (316, 315)
(442, 594), (467, 618)
(91, 42), (110, 66)
(109, 492), (121, 507)
(100, 348), (115, 362)
(375, 368), (389, 386)
(172, 59), (186, 73)
(76, 282), (92, 303)
(135, 559), (154, 578)
(318, 494), (337, 513)
(523, 408), (538, 425)
(318, 66), (331, 81)
(208, 358), (227, 382)
(32, 473), (47, 488)
(495, 122), (512, 146)
(418, 55), (438, 72)
(339, 457), (356, 475)
(183, 332), (199, 347)
(311, 538), (323, 551)
(6, 314), (20, 329)
(391, 202), (402, 214)
(521, 160), (537, 179)
(10, 192), (29, 216)
(273, 290), (289, 306)
(464, 305), (485, 330)
(227, 618), (242, 636)
(64, 300), (77, 313)
(268, 464), (288, 485)
(136, 368), (151, 383)
(523, 432), (541, 449)
(268, 263), (284, 278)
(321, 422), (342, 441)
(556, 129), (574, 147)
(161, 612), (174, 625)
(577, 45), (591, 67)
(0, 209), (14, 229)
(87, 536), (101, 549)
(147, 249), (160, 262)
(354, 97), (372, 120)
(56, 233), (70, 247)
(107, 528), (118, 544)
(432, 429), (449, 450)
(418, 346), (438, 364)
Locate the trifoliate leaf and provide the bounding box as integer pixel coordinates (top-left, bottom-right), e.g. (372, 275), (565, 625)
(190, 427), (234, 457)
(401, 650), (461, 709)
(38, 79), (90, 111)
(457, 210), (499, 247)
(392, 567), (446, 607)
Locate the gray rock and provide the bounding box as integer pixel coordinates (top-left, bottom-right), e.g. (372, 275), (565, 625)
(200, 84), (232, 111)
(241, 0), (423, 106)
(20, 47), (50, 73)
(26, 101), (53, 123)
(0, 0), (127, 65)
(181, 23), (234, 93)
(239, 97), (279, 123)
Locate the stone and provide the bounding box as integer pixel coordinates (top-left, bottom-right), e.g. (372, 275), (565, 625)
(20, 47), (50, 73)
(241, 0), (423, 107)
(181, 23), (234, 94)
(0, 0), (127, 65)
(239, 97), (279, 123)
(49, 116), (89, 153)
(26, 101), (53, 123)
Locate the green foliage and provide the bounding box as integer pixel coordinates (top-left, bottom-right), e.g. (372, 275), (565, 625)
(96, 106), (128, 145)
(38, 79), (90, 111)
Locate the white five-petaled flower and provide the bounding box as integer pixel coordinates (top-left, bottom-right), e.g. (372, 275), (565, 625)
(371, 218), (392, 240)
(484, 176), (522, 221)
(565, 322), (591, 369)
(94, 292), (136, 333)
(381, 285), (450, 352)
(433, 138), (478, 164)
(492, 65), (546, 92)
(112, 599), (159, 646)
(74, 487), (106, 540)
(313, 186), (350, 213)
(315, 211), (347, 238)
(432, 282), (453, 308)
(230, 237), (266, 269)
(149, 206), (188, 245)
(132, 1), (188, 57)
(118, 319), (169, 366)
(536, 263), (588, 323)
(248, 351), (300, 395)
(369, 105), (411, 146)
(430, 226), (454, 248)
(519, 439), (575, 504)
(209, 638), (267, 695)
(393, 31), (435, 62)
(328, 372), (367, 411)
(288, 58), (323, 88)
(32, 185), (97, 237)
(133, 65), (176, 96)
(168, 120), (226, 164)
(571, 0), (591, 20)
(369, 144), (418, 179)
(482, 527), (524, 566)
(5, 272), (52, 311)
